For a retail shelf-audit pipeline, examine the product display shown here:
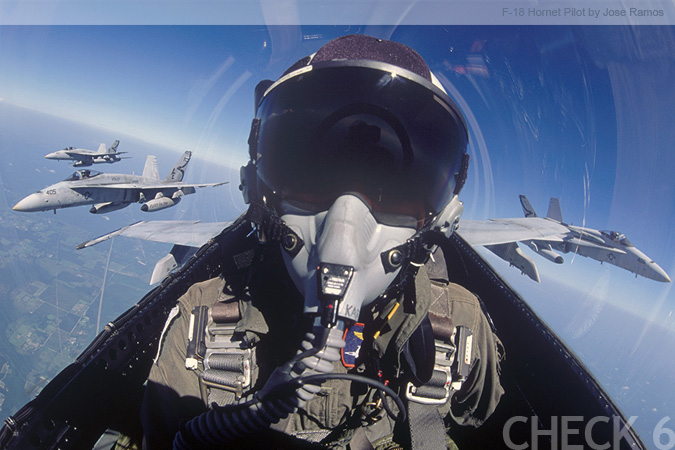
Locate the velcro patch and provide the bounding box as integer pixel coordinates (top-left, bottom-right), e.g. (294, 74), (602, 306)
(341, 323), (365, 368)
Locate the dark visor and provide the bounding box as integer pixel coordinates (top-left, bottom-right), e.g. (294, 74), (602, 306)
(254, 60), (468, 221)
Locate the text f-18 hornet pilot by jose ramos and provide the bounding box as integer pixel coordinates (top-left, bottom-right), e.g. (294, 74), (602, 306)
(135, 33), (505, 450)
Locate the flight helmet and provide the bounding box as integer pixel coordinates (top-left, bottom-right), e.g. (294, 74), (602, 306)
(241, 34), (469, 324)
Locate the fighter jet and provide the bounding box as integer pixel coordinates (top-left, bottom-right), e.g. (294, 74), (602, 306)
(44, 140), (128, 167)
(457, 195), (671, 283)
(13, 151), (227, 214)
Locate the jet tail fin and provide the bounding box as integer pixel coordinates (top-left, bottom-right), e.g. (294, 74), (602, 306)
(519, 195), (537, 217)
(142, 156), (160, 180)
(97, 143), (106, 153)
(546, 198), (563, 223)
(107, 140), (120, 153)
(164, 151), (192, 183)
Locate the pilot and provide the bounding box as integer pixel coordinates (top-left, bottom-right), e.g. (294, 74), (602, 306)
(138, 34), (504, 450)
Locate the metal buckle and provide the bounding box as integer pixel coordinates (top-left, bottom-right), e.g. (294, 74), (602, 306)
(434, 341), (455, 367)
(201, 348), (252, 398)
(405, 340), (455, 405)
(405, 366), (452, 405)
(200, 311), (253, 399)
(360, 388), (387, 424)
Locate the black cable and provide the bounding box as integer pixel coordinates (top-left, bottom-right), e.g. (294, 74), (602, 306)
(284, 372), (407, 423)
(285, 326), (332, 367)
(378, 388), (399, 420)
(211, 371), (407, 423)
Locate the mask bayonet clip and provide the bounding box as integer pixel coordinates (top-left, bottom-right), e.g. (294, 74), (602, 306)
(317, 263), (354, 327)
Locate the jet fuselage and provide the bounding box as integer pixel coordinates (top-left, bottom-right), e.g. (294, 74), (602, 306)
(556, 227), (671, 282)
(12, 171), (192, 213)
(44, 150), (120, 166)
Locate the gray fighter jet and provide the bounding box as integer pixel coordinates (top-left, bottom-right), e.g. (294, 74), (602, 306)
(457, 195), (671, 283)
(44, 140), (128, 167)
(13, 151), (227, 214)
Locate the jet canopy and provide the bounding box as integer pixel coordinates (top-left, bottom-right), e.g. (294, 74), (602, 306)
(65, 169), (101, 181)
(601, 230), (633, 247)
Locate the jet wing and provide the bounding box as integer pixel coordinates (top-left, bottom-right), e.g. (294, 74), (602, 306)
(156, 181), (229, 189)
(76, 220), (231, 249)
(457, 218), (569, 246)
(77, 220), (233, 284)
(457, 218), (571, 282)
(71, 181), (228, 190)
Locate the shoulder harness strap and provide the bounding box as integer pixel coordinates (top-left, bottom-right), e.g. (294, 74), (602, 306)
(404, 314), (473, 449)
(184, 299), (258, 406)
(401, 251), (474, 449)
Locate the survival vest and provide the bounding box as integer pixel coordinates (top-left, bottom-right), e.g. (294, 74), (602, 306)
(175, 245), (494, 449)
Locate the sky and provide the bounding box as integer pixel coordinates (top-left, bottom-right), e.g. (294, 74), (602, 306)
(1, 2), (674, 445)
(0, 26), (268, 167)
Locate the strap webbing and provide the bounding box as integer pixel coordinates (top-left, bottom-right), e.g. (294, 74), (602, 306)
(407, 401), (447, 449)
(349, 427), (375, 450)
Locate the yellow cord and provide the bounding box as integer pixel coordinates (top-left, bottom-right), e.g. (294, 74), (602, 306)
(373, 302), (400, 339)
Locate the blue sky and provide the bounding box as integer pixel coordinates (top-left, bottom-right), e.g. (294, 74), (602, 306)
(0, 26), (268, 164)
(1, 23), (675, 439)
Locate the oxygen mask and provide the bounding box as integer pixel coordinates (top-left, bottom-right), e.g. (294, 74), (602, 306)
(280, 193), (417, 324)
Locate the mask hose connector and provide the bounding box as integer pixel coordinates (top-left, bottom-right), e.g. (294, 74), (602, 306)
(318, 263), (354, 327)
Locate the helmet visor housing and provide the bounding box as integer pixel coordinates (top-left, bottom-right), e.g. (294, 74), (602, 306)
(255, 60), (468, 226)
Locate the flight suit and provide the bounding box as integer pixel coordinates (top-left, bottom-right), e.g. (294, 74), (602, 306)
(139, 243), (504, 449)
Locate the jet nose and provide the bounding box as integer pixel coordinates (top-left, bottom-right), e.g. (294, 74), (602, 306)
(44, 152), (59, 159)
(13, 193), (46, 212)
(656, 266), (671, 283)
(649, 262), (671, 283)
